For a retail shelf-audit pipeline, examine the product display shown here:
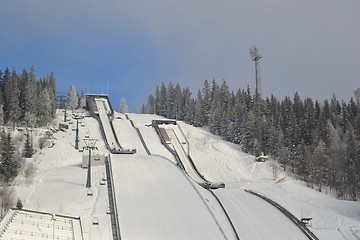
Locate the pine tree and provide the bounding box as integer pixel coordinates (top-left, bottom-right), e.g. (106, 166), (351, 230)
(120, 97), (129, 113)
(154, 86), (160, 115)
(36, 87), (52, 126)
(183, 87), (193, 124)
(202, 80), (211, 125)
(145, 94), (155, 114)
(345, 129), (357, 200)
(209, 81), (221, 135)
(194, 90), (204, 127)
(159, 82), (167, 117)
(0, 132), (19, 183)
(2, 68), (11, 123)
(48, 72), (57, 118)
(68, 85), (78, 110)
(24, 130), (33, 158)
(166, 82), (176, 119)
(8, 70), (21, 127)
(78, 89), (85, 109)
(140, 104), (146, 114)
(16, 198), (23, 209)
(21, 67), (37, 126)
(174, 83), (183, 120)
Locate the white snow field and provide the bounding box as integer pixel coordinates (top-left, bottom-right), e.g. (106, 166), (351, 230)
(177, 121), (360, 240)
(10, 110), (113, 240)
(112, 112), (147, 154)
(2, 102), (359, 240)
(111, 154), (227, 240)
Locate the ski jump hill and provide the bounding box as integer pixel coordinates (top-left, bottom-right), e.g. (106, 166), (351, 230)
(2, 94), (356, 240)
(84, 95), (316, 240)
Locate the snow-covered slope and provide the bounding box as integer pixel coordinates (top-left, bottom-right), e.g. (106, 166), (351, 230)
(177, 120), (360, 240)
(7, 110), (360, 240)
(112, 154), (226, 240)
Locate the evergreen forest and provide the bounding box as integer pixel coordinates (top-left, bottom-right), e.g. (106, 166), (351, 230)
(0, 66), (57, 128)
(143, 80), (360, 201)
(0, 66), (57, 201)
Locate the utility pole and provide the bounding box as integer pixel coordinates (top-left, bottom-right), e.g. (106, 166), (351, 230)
(57, 92), (68, 122)
(250, 46), (263, 156)
(75, 120), (79, 150)
(83, 138), (98, 188)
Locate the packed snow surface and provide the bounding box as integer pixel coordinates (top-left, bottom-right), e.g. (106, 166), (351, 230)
(112, 154), (225, 240)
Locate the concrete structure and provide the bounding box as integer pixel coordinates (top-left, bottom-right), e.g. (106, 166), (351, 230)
(0, 209), (83, 240)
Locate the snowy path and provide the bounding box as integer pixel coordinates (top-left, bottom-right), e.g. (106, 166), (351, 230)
(111, 155), (227, 240)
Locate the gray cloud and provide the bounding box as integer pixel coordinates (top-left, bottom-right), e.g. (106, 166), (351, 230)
(1, 0), (359, 108)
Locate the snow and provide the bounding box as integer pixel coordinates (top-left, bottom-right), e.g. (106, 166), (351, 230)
(112, 113), (147, 154)
(166, 126), (207, 185)
(126, 113), (176, 162)
(10, 110), (112, 240)
(177, 120), (360, 240)
(216, 189), (307, 240)
(95, 99), (120, 150)
(111, 154), (226, 240)
(2, 107), (359, 240)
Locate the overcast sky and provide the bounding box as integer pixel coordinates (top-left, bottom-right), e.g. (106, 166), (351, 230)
(1, 0), (359, 112)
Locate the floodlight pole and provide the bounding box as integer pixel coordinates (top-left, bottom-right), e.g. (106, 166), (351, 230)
(250, 46), (263, 156)
(84, 139), (98, 188)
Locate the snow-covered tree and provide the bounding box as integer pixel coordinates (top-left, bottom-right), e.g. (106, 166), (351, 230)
(159, 82), (167, 117)
(36, 88), (52, 126)
(6, 69), (21, 127)
(16, 198), (23, 210)
(166, 82), (176, 119)
(24, 130), (33, 158)
(144, 94), (155, 114)
(119, 97), (129, 113)
(144, 80), (360, 200)
(174, 84), (184, 120)
(0, 132), (19, 183)
(68, 85), (78, 110)
(194, 90), (204, 127)
(78, 89), (86, 109)
(202, 80), (211, 125)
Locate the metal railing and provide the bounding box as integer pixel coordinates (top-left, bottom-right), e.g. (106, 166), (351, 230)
(105, 155), (121, 240)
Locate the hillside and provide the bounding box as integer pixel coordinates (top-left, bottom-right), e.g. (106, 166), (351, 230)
(4, 109), (360, 240)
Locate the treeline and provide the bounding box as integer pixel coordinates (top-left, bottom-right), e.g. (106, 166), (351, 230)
(0, 66), (57, 127)
(143, 80), (360, 200)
